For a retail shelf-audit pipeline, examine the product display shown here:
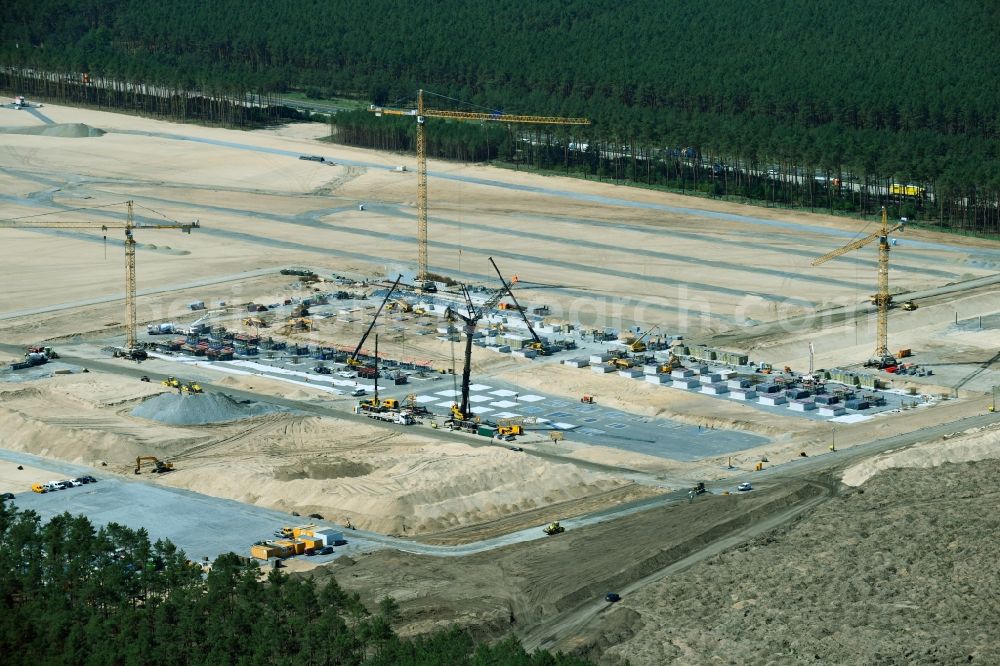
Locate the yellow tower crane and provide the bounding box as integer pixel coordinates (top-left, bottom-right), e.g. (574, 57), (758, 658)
(812, 206), (903, 368)
(1, 200), (199, 358)
(370, 90), (590, 281)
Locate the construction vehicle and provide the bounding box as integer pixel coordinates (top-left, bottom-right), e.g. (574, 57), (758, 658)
(347, 274), (402, 367)
(901, 300), (918, 311)
(31, 483), (45, 493)
(370, 92), (589, 280)
(182, 381), (203, 394)
(1, 201), (197, 358)
(443, 276), (510, 430)
(691, 482), (707, 495)
(488, 257), (552, 355)
(624, 325), (659, 353)
(497, 424), (524, 437)
(134, 456), (174, 474)
(813, 207), (904, 369)
(610, 357), (634, 370)
(581, 395), (595, 404)
(242, 317), (269, 328)
(381, 398), (400, 410)
(161, 376), (181, 389)
(543, 521), (565, 535)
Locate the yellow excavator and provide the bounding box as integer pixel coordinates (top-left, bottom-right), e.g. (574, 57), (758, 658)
(134, 456), (175, 474)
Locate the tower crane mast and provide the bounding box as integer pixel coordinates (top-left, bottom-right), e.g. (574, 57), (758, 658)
(370, 90), (590, 281)
(812, 207), (903, 368)
(1, 201), (198, 358)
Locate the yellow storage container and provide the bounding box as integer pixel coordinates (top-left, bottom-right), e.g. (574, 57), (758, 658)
(251, 544), (280, 560)
(301, 536), (324, 550)
(292, 524), (317, 539)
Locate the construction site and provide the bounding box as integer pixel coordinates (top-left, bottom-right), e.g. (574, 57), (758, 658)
(2, 101), (1000, 662)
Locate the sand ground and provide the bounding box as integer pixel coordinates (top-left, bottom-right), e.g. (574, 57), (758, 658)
(2, 102), (1000, 660)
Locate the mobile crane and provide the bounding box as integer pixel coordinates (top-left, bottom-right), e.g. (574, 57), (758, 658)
(347, 274), (403, 367)
(488, 257), (551, 355)
(446, 280), (507, 429)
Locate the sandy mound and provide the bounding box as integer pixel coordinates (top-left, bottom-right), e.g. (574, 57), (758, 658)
(842, 423), (1000, 486)
(2, 123), (105, 138)
(131, 392), (284, 425)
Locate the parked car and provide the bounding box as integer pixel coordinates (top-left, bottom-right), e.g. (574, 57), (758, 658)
(737, 482), (752, 492)
(318, 546), (334, 555)
(605, 592), (621, 603)
(67, 479), (84, 487)
(351, 388), (366, 397)
(57, 481), (74, 490)
(508, 446), (524, 452)
(80, 475), (97, 483)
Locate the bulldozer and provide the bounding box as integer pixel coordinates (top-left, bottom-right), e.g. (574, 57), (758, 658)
(182, 381), (203, 394)
(161, 376), (181, 389)
(134, 456), (175, 474)
(543, 521), (565, 535)
(497, 424), (524, 436)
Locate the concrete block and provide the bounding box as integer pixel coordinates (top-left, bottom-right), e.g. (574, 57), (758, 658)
(512, 349), (537, 359)
(759, 394), (787, 406)
(563, 358), (589, 368)
(788, 399), (817, 411)
(590, 353), (610, 364)
(618, 369), (643, 378)
(643, 364), (660, 375)
(699, 373), (723, 384)
(719, 370), (737, 380)
(818, 406), (846, 417)
(730, 389), (758, 400)
(671, 368), (695, 378)
(591, 364), (614, 374)
(701, 383), (729, 395)
(727, 379), (751, 389)
(672, 378), (700, 389)
(645, 374), (671, 384)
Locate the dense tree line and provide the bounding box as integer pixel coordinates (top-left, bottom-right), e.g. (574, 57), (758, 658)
(1, 0), (998, 232)
(0, 504), (588, 665)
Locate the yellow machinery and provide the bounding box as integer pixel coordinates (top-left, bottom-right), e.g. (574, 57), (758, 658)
(370, 92), (589, 279)
(497, 424), (523, 436)
(348, 274), (402, 368)
(182, 381), (203, 394)
(242, 317), (268, 328)
(610, 358), (634, 369)
(813, 207), (904, 368)
(161, 376), (181, 388)
(134, 456), (174, 474)
(0, 201), (197, 356)
(543, 521), (565, 535)
(901, 300), (918, 311)
(625, 325), (659, 353)
(381, 398), (400, 410)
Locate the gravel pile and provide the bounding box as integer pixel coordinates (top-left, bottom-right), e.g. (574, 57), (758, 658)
(2, 123), (106, 138)
(131, 392), (283, 425)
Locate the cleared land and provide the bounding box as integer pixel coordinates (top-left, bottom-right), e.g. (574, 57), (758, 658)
(2, 103), (1000, 662)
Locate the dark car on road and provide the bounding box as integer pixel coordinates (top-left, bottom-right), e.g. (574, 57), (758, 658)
(605, 592), (621, 603)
